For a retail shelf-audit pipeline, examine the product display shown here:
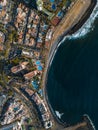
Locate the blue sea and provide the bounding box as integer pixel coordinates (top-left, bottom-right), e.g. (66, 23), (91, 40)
(47, 3), (98, 129)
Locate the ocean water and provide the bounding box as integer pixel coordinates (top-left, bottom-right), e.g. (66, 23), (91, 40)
(47, 10), (98, 130)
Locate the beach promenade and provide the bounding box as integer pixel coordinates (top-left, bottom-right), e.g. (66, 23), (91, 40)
(48, 0), (92, 66)
(51, 0), (91, 43)
(42, 0), (96, 129)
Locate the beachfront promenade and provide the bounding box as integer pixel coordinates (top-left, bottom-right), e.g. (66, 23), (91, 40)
(42, 0), (96, 129)
(48, 0), (92, 67)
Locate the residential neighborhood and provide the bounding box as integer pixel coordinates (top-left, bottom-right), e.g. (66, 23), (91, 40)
(0, 0), (95, 130)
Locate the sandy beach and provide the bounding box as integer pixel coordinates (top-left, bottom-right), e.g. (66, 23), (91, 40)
(47, 0), (96, 70)
(51, 0), (91, 45)
(42, 0), (97, 129)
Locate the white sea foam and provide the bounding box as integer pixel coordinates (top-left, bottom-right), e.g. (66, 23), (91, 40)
(50, 2), (98, 128)
(57, 0), (98, 47)
(50, 0), (98, 65)
(55, 111), (64, 119)
(69, 0), (98, 39)
(83, 114), (96, 130)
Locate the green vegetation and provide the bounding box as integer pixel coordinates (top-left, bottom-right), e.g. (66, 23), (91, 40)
(29, 127), (35, 130)
(26, 118), (32, 124)
(8, 89), (13, 96)
(22, 125), (26, 130)
(0, 23), (7, 34)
